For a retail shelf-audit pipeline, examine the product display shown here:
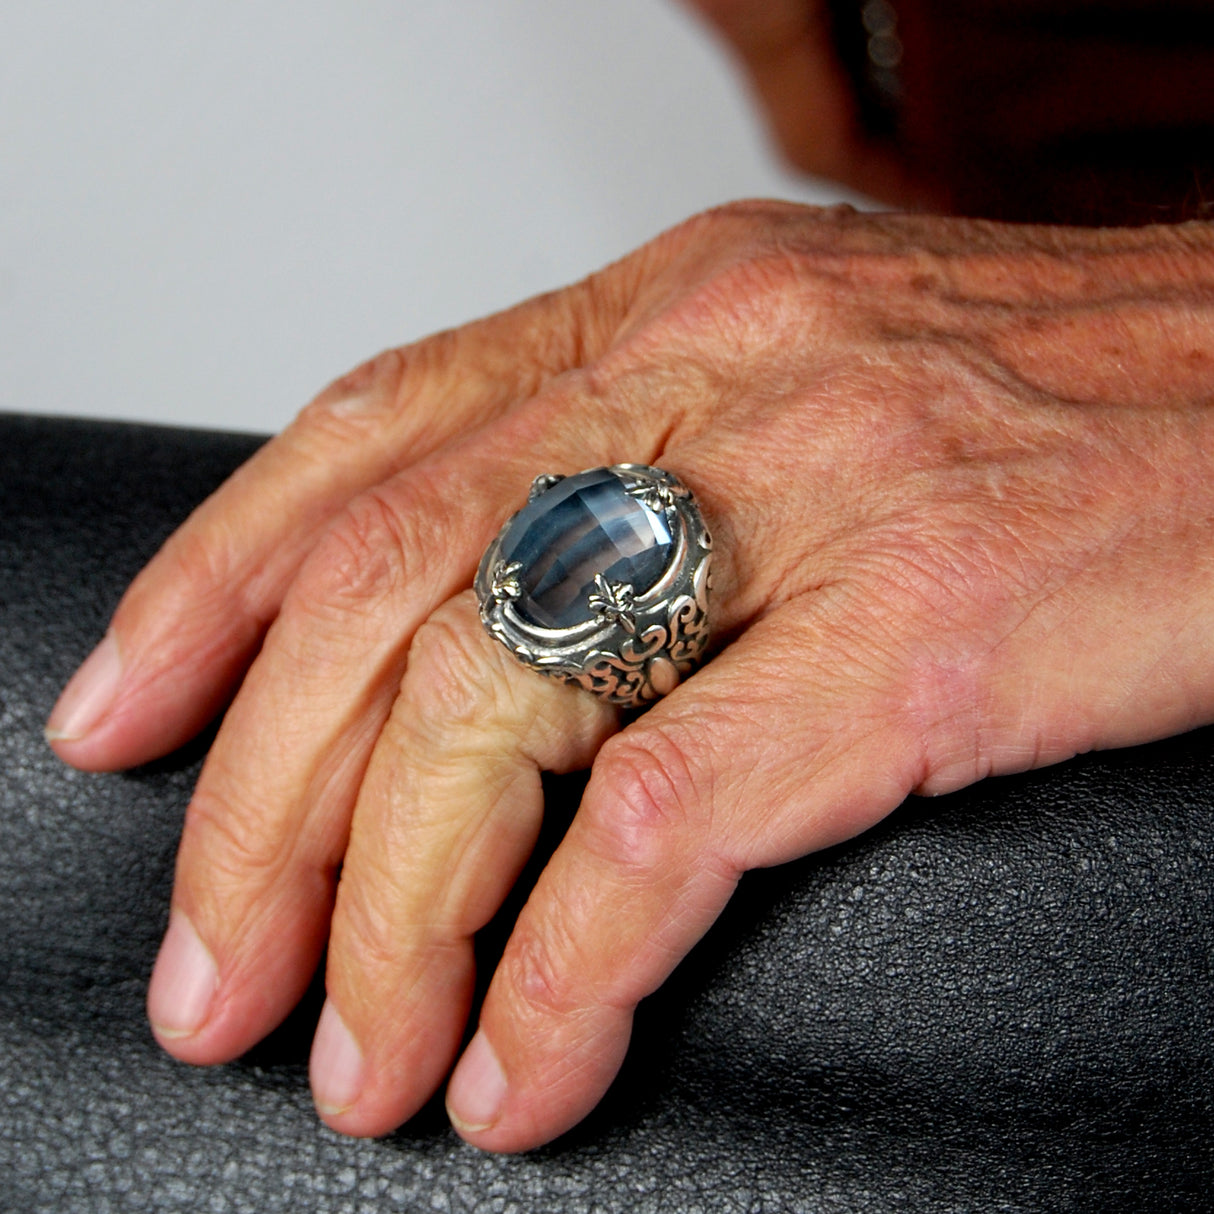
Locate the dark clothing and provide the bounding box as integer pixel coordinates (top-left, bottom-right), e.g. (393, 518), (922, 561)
(830, 0), (1214, 224)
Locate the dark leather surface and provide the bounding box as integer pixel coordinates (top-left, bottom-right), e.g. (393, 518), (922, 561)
(1, 412), (1210, 1212)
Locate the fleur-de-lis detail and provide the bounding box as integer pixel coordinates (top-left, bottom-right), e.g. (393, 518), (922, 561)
(626, 480), (680, 513)
(528, 473), (565, 502)
(588, 574), (637, 634)
(490, 559), (524, 602)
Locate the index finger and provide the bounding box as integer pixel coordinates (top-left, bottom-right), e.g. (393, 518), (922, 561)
(45, 272), (637, 772)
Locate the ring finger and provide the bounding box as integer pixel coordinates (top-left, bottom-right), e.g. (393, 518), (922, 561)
(309, 592), (618, 1136)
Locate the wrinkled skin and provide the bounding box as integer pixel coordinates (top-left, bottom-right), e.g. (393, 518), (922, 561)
(47, 202), (1214, 1150)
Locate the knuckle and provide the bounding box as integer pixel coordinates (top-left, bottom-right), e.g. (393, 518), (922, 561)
(120, 521), (245, 637)
(161, 522), (237, 598)
(181, 782), (286, 896)
(292, 335), (463, 444)
(291, 482), (430, 620)
(582, 725), (703, 873)
(293, 348), (411, 442)
(404, 601), (503, 730)
(501, 916), (583, 1020)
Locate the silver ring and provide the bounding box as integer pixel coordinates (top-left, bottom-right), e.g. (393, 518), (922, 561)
(476, 464), (712, 708)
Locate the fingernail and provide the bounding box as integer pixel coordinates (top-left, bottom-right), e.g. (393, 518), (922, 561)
(447, 1030), (507, 1133)
(45, 632), (123, 742)
(311, 1001), (365, 1116)
(147, 910), (218, 1039)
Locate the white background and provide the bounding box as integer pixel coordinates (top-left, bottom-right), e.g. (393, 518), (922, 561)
(3, 1), (857, 434)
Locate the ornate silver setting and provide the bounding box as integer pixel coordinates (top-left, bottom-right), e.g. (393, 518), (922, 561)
(476, 464), (713, 709)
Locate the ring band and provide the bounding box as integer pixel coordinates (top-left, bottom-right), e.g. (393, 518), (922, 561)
(476, 464), (712, 707)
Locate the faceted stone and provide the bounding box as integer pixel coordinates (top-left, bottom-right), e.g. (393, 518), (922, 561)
(499, 468), (674, 630)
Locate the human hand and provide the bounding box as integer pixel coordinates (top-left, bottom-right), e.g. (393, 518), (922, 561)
(46, 203), (1214, 1150)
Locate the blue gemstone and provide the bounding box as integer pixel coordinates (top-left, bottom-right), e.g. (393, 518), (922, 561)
(499, 468), (674, 630)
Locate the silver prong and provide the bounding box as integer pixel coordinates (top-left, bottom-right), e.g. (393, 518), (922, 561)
(528, 473), (564, 502)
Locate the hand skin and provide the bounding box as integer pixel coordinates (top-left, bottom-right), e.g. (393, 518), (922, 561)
(46, 202), (1214, 1151)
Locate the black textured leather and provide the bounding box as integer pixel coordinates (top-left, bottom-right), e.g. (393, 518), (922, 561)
(1, 413), (1210, 1213)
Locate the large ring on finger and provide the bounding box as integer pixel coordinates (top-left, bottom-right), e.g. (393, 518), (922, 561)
(475, 464), (712, 708)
